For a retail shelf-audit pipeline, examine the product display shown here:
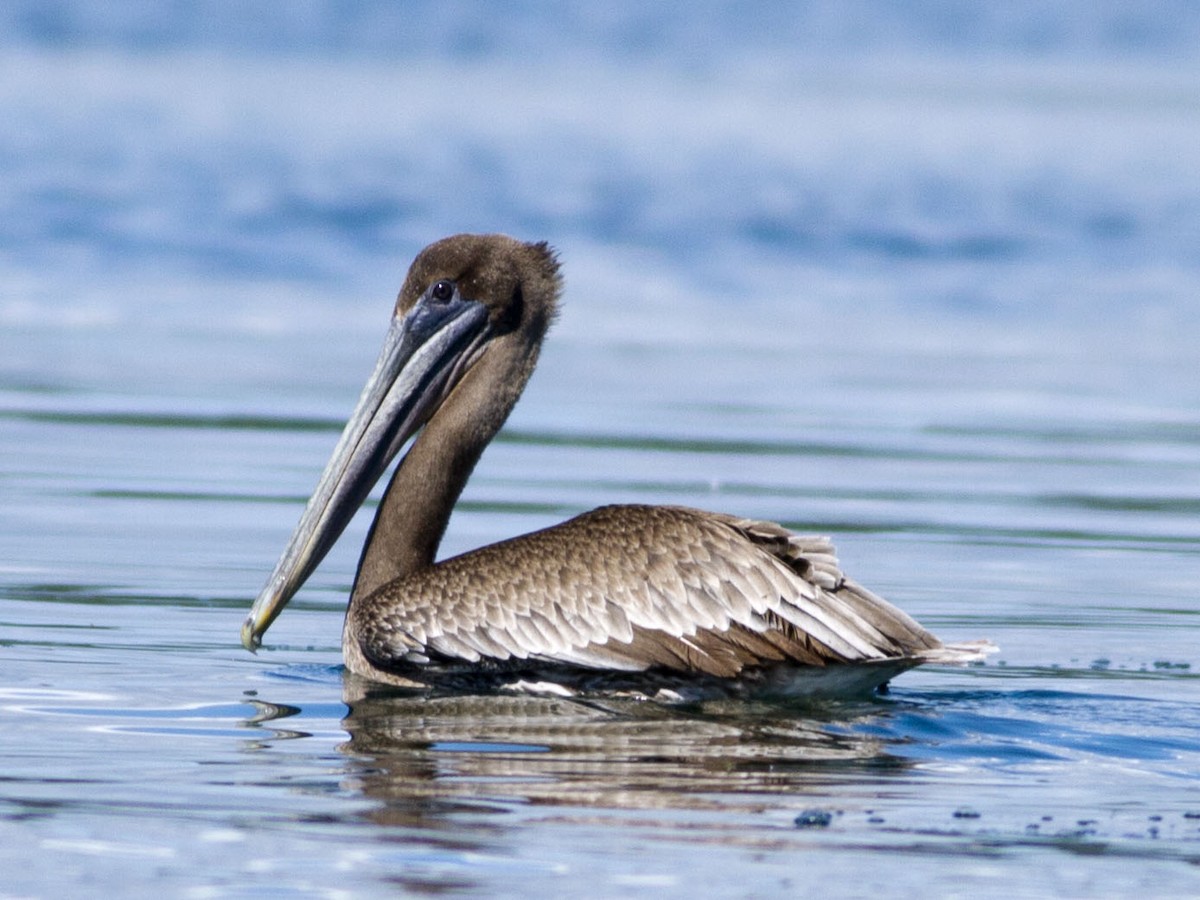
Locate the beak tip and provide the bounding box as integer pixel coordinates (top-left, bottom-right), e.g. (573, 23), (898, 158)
(240, 615), (262, 653)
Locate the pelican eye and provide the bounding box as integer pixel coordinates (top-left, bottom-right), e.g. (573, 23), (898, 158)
(430, 279), (455, 302)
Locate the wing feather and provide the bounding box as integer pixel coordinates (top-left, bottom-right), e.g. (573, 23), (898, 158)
(356, 504), (949, 678)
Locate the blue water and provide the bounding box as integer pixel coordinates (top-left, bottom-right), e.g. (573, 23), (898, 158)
(3, 3), (1200, 897)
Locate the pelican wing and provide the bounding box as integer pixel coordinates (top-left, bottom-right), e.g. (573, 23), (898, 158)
(355, 505), (951, 678)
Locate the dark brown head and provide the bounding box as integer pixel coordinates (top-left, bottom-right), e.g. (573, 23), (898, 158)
(396, 233), (561, 347)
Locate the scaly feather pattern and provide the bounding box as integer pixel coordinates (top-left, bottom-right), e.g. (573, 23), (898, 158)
(351, 505), (978, 688)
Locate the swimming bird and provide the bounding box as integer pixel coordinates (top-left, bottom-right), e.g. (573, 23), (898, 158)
(241, 234), (992, 699)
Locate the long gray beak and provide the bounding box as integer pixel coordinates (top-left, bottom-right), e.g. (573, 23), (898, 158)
(241, 291), (489, 651)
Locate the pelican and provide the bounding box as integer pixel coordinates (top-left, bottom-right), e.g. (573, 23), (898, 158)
(241, 234), (992, 699)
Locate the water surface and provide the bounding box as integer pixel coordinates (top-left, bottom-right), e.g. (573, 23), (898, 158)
(3, 3), (1200, 897)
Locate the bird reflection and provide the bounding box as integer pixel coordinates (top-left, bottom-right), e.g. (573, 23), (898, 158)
(327, 673), (909, 828)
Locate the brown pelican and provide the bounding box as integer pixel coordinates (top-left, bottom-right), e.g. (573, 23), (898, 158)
(241, 234), (992, 699)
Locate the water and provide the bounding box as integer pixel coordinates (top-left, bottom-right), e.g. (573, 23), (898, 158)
(3, 3), (1200, 896)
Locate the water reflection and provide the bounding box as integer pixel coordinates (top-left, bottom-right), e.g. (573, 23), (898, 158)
(250, 675), (917, 826)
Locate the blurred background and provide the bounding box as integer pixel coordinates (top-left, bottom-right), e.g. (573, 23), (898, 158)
(3, 0), (1197, 597)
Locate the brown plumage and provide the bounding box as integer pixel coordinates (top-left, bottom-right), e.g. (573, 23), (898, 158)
(242, 234), (992, 699)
